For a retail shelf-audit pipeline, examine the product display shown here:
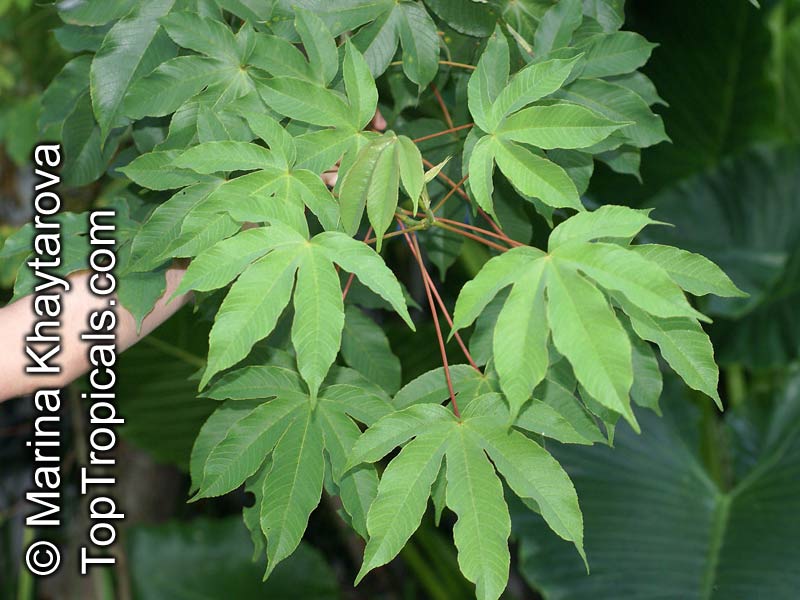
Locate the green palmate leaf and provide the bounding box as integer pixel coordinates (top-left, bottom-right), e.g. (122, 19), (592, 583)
(295, 128), (359, 173)
(117, 269), (167, 330)
(348, 404), (452, 467)
(123, 56), (231, 119)
(548, 204), (659, 250)
(554, 78), (668, 149)
(314, 232), (414, 328)
(397, 135), (424, 213)
(350, 0), (439, 88)
(350, 6), (402, 78)
(552, 241), (708, 321)
(90, 0), (177, 141)
(533, 360), (582, 415)
(202, 365), (307, 402)
(487, 57), (582, 131)
(546, 261), (637, 430)
(294, 8), (339, 85)
(516, 395), (601, 446)
(625, 320), (664, 414)
(200, 228), (412, 388)
(496, 103), (626, 149)
(257, 77), (354, 129)
(292, 248), (345, 399)
(393, 366), (494, 410)
(160, 12), (240, 64)
(339, 134), (397, 237)
(202, 246), (303, 388)
(577, 31), (656, 78)
(126, 181), (223, 273)
(174, 227), (298, 296)
(163, 199), (240, 261)
(468, 419), (585, 564)
(365, 138), (400, 250)
(493, 140), (582, 211)
(464, 390), (598, 446)
(200, 168), (308, 235)
(190, 363), (389, 572)
(58, 0), (136, 26)
(315, 405), (377, 539)
(244, 463), (270, 559)
(61, 92), (121, 187)
(39, 55), (91, 132)
(119, 150), (215, 190)
(341, 306), (402, 395)
(620, 298), (722, 409)
(632, 244), (746, 298)
(445, 427), (511, 600)
(467, 135), (498, 214)
(270, 0), (387, 36)
(249, 32), (313, 80)
(356, 427), (453, 583)
(452, 246), (545, 332)
(644, 146), (799, 367)
(191, 396), (304, 499)
(343, 40), (379, 130)
(317, 378), (394, 427)
(533, 0), (583, 56)
(493, 261), (549, 419)
(236, 111), (297, 167)
(424, 0), (495, 37)
(468, 25), (510, 132)
(173, 141), (277, 174)
(396, 0), (439, 89)
(261, 408), (325, 578)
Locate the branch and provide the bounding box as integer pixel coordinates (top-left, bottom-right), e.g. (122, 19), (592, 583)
(432, 221), (511, 252)
(410, 235), (481, 373)
(413, 123), (473, 144)
(398, 220), (461, 418)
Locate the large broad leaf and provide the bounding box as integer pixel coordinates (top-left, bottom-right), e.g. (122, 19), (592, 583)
(645, 145), (800, 367)
(127, 517), (339, 599)
(769, 2), (800, 139)
(516, 375), (800, 600)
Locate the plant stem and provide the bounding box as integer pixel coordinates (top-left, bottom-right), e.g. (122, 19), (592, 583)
(364, 221), (429, 245)
(412, 123), (473, 144)
(389, 59), (476, 71)
(420, 157), (514, 242)
(432, 221), (511, 252)
(411, 235), (481, 373)
(399, 221), (461, 418)
(431, 173), (470, 213)
(430, 83), (454, 129)
(439, 60), (476, 70)
(436, 216), (523, 247)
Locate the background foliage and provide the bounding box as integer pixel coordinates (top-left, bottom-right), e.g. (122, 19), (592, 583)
(1, 0), (799, 598)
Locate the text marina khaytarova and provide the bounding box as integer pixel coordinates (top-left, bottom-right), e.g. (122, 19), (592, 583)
(24, 143), (123, 577)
